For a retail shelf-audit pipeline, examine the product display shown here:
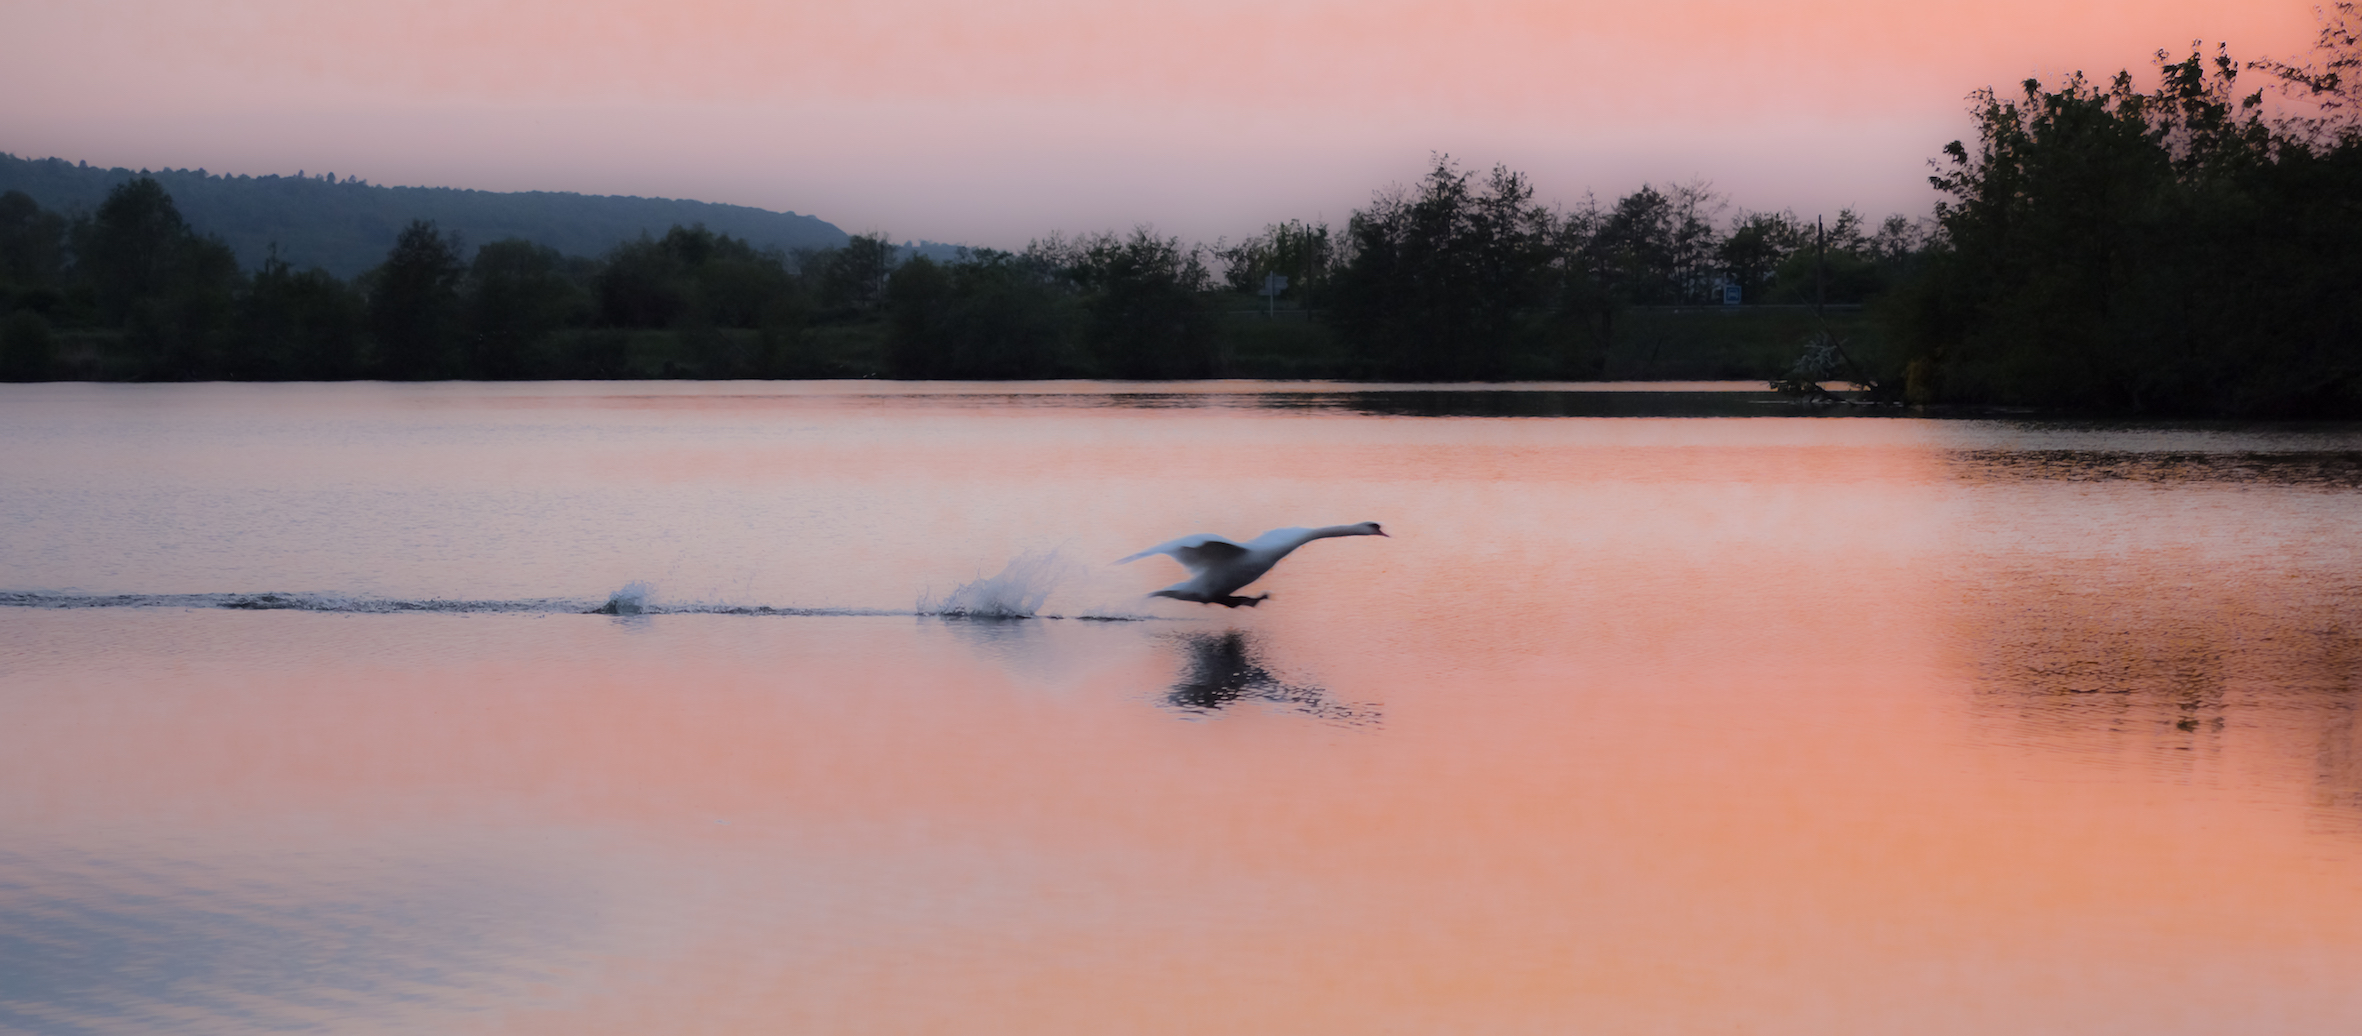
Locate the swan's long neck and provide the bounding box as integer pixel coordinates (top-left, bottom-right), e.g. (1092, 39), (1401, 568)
(1290, 524), (1385, 551)
(1252, 524), (1379, 561)
(1306, 524), (1371, 542)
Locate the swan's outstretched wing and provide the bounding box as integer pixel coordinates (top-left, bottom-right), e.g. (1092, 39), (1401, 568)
(1118, 534), (1249, 572)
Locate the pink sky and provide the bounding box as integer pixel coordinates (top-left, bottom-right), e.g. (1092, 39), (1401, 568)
(3, 0), (2325, 248)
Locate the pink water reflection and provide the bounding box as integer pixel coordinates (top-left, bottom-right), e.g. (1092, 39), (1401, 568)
(2, 384), (2360, 1033)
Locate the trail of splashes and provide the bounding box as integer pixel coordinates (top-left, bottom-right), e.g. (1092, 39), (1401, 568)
(918, 550), (1075, 619)
(0, 591), (586, 614)
(0, 590), (893, 617)
(0, 575), (1162, 620)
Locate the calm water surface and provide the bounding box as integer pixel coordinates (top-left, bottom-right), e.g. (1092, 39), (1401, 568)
(3, 382), (2361, 1034)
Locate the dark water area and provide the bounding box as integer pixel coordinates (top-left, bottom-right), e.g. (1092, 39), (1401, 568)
(1298, 387), (1870, 418)
(1084, 386), (1834, 418)
(3, 381), (2360, 1034)
(721, 382), (1869, 418)
(1950, 446), (2362, 488)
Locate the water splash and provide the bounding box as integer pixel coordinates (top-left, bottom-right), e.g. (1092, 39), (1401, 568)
(919, 550), (1074, 619)
(594, 581), (654, 615)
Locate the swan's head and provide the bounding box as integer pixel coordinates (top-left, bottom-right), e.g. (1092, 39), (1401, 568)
(1355, 521), (1388, 538)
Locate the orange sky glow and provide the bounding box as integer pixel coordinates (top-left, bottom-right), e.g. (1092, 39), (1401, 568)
(3, 0), (2326, 247)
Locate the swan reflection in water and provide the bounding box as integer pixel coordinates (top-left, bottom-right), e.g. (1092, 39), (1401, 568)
(1162, 630), (1379, 725)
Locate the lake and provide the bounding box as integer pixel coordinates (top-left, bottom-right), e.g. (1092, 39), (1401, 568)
(4, 381), (2361, 1035)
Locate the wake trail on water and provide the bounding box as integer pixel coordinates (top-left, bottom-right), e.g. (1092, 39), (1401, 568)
(0, 590), (907, 617)
(0, 551), (1165, 620)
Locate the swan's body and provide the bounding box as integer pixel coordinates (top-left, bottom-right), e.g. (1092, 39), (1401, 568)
(1118, 522), (1387, 607)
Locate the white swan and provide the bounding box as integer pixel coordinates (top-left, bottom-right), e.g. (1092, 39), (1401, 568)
(1118, 522), (1388, 607)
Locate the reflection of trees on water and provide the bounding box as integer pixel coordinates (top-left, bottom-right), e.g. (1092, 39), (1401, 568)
(1329, 391), (1799, 420)
(1959, 557), (2362, 826)
(1947, 449), (2362, 488)
(1163, 631), (1379, 726)
(2318, 696), (2362, 822)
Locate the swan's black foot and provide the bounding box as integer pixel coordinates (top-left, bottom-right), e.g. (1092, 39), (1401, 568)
(1213, 593), (1270, 609)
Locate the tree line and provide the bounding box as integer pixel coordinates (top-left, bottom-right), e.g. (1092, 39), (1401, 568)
(0, 167), (1921, 383)
(0, 152), (850, 279)
(883, 168), (1932, 381)
(1891, 7), (2362, 415)
(5, 5), (2357, 414)
(0, 179), (900, 381)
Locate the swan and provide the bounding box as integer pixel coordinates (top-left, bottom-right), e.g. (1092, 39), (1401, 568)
(1118, 522), (1388, 607)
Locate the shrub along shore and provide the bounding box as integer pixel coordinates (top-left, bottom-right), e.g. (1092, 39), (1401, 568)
(3, 13), (2358, 415)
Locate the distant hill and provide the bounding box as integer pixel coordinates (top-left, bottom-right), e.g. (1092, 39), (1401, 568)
(0, 153), (853, 278)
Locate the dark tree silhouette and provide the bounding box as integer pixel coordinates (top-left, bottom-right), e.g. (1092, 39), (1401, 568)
(1899, 42), (2362, 414)
(71, 178), (239, 377)
(1329, 158), (1556, 379)
(466, 238), (583, 378)
(817, 234), (895, 311)
(883, 250), (1067, 378)
(368, 220), (465, 379)
(1054, 229), (1218, 378)
(232, 247), (364, 379)
(77, 178), (189, 324)
(0, 190), (67, 299)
